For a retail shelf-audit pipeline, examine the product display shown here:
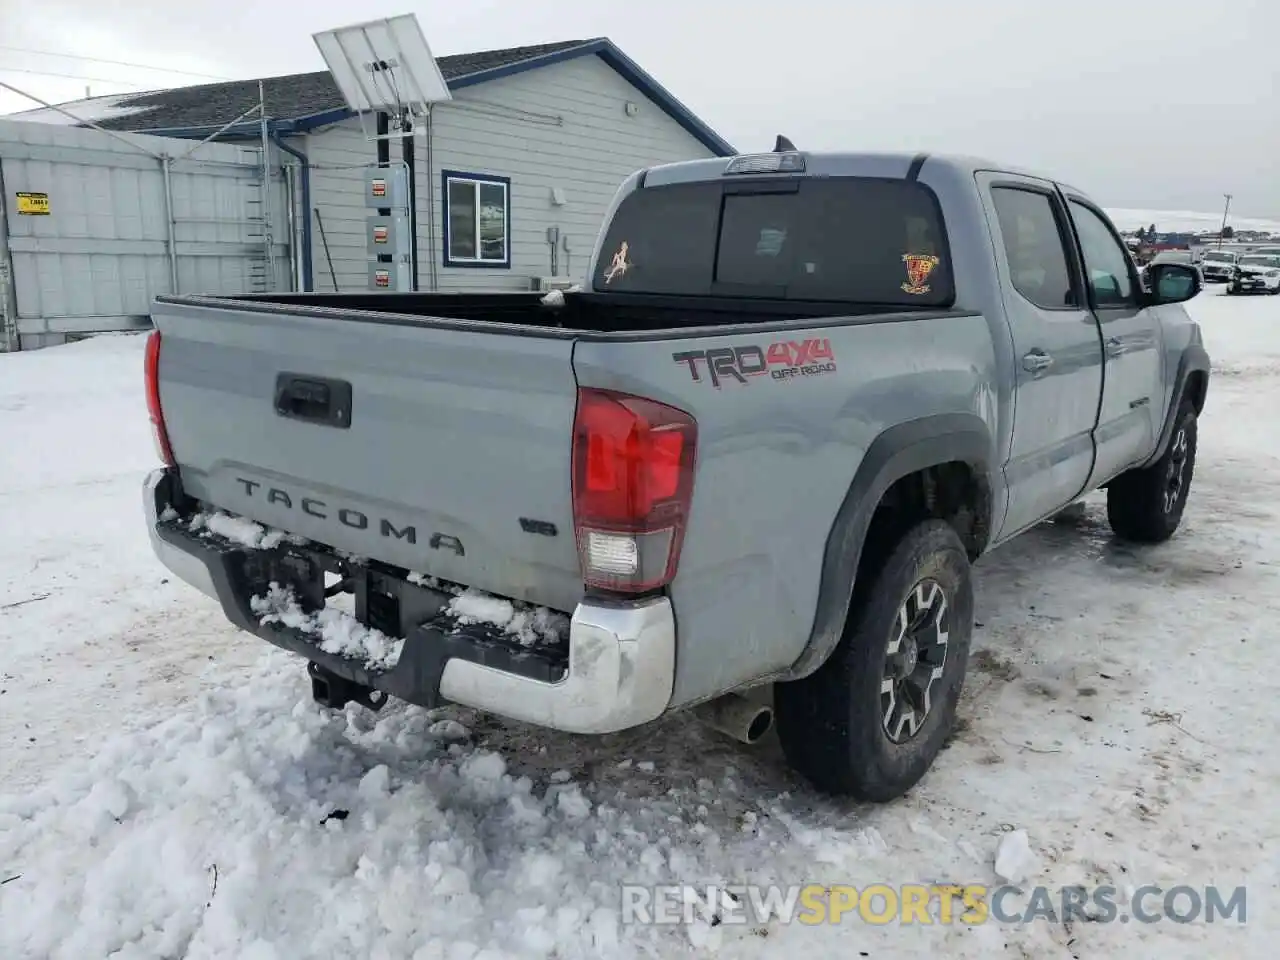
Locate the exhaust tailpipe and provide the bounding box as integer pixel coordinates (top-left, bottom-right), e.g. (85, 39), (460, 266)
(693, 693), (774, 745)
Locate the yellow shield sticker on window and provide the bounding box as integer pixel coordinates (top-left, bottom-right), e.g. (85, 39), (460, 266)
(901, 253), (940, 295)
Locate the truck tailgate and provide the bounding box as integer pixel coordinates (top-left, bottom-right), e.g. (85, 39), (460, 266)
(152, 300), (583, 613)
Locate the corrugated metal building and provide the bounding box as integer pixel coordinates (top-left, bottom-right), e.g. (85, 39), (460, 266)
(0, 119), (291, 350)
(11, 38), (733, 298)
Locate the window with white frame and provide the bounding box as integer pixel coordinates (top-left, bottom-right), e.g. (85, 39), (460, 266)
(444, 172), (510, 267)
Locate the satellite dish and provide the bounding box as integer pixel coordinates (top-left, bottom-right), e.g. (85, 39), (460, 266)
(313, 13), (452, 139)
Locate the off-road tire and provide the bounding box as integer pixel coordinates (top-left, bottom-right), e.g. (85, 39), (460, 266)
(774, 520), (974, 802)
(1106, 397), (1198, 543)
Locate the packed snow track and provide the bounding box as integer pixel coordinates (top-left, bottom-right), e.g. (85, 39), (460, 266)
(1, 288), (1277, 959)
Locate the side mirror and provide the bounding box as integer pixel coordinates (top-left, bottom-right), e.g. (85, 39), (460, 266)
(1146, 263), (1202, 305)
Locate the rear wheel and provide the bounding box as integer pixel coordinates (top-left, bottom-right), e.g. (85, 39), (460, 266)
(774, 520), (973, 801)
(1106, 398), (1197, 543)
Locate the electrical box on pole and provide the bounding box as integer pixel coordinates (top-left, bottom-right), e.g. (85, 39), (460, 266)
(313, 13), (452, 292)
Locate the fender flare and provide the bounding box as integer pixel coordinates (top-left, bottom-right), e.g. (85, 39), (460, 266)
(1143, 343), (1210, 468)
(783, 413), (995, 680)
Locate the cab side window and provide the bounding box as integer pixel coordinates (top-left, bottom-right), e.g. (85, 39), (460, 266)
(1069, 202), (1135, 307)
(991, 187), (1077, 310)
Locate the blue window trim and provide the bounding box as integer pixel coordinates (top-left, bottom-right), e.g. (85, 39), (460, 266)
(442, 170), (513, 269)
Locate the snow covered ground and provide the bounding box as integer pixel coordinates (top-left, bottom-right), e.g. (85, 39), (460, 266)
(2, 290), (1279, 959)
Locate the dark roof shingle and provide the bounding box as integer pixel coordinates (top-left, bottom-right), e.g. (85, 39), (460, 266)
(33, 40), (595, 133)
(7, 37), (736, 157)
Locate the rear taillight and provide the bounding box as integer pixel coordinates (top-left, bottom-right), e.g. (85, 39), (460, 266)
(571, 387), (697, 594)
(144, 329), (175, 467)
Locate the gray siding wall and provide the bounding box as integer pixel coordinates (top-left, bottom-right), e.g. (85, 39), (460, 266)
(303, 124), (373, 293)
(303, 53), (718, 293)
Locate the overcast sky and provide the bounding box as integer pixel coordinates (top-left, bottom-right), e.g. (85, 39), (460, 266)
(1, 0), (1276, 217)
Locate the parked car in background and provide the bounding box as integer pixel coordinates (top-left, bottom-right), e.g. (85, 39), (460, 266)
(1229, 254), (1280, 295)
(1199, 249), (1239, 283)
(1139, 249), (1201, 289)
(1149, 250), (1200, 267)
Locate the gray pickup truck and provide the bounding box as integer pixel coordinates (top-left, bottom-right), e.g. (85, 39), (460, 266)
(142, 149), (1209, 801)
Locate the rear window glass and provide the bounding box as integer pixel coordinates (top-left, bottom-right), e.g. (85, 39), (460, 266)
(592, 177), (954, 306)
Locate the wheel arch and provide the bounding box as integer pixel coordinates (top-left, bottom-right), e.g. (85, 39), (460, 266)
(1144, 342), (1209, 469)
(783, 414), (995, 681)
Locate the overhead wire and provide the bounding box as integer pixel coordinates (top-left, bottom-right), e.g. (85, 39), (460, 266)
(0, 65), (150, 87)
(0, 44), (231, 81)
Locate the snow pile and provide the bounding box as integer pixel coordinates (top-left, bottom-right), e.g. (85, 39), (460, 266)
(250, 583), (404, 671)
(993, 828), (1038, 885)
(539, 284), (581, 308)
(188, 510), (297, 551)
(407, 571), (454, 590)
(6, 92), (154, 127)
(406, 574), (571, 648)
(0, 663), (648, 959)
(446, 588), (570, 648)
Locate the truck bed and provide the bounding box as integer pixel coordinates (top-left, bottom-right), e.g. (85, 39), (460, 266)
(172, 290), (939, 335)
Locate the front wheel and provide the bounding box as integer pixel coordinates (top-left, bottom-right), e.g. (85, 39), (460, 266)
(774, 520), (974, 801)
(1106, 398), (1197, 543)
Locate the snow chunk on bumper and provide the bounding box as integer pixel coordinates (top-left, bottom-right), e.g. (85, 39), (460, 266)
(250, 583), (404, 671)
(446, 588), (570, 648)
(187, 510), (303, 551)
(405, 575), (570, 648)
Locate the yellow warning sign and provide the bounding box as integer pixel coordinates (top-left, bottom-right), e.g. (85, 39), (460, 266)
(16, 192), (50, 215)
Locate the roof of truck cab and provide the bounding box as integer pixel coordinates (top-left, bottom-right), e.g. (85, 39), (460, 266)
(638, 150), (1063, 186)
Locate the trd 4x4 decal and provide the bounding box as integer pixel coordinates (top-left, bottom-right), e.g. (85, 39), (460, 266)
(673, 338), (837, 388)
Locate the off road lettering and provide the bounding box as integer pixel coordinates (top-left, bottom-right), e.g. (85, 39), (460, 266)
(673, 338), (837, 388)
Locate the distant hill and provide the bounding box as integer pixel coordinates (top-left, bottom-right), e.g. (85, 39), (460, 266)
(1107, 208), (1280, 235)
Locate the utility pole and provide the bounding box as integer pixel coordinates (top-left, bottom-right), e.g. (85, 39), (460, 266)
(1219, 193), (1232, 248)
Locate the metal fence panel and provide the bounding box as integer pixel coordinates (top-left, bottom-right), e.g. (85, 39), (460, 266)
(0, 118), (291, 349)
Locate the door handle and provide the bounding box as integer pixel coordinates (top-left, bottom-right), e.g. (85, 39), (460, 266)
(1022, 350), (1054, 373)
(274, 372), (352, 429)
(1105, 336), (1123, 356)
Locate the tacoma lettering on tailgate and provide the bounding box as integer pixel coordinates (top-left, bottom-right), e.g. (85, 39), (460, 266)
(231, 477), (467, 552)
(672, 338), (837, 388)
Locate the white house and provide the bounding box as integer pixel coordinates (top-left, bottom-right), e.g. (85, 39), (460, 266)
(11, 39), (735, 295)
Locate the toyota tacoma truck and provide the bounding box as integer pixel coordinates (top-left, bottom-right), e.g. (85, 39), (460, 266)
(141, 149), (1210, 802)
